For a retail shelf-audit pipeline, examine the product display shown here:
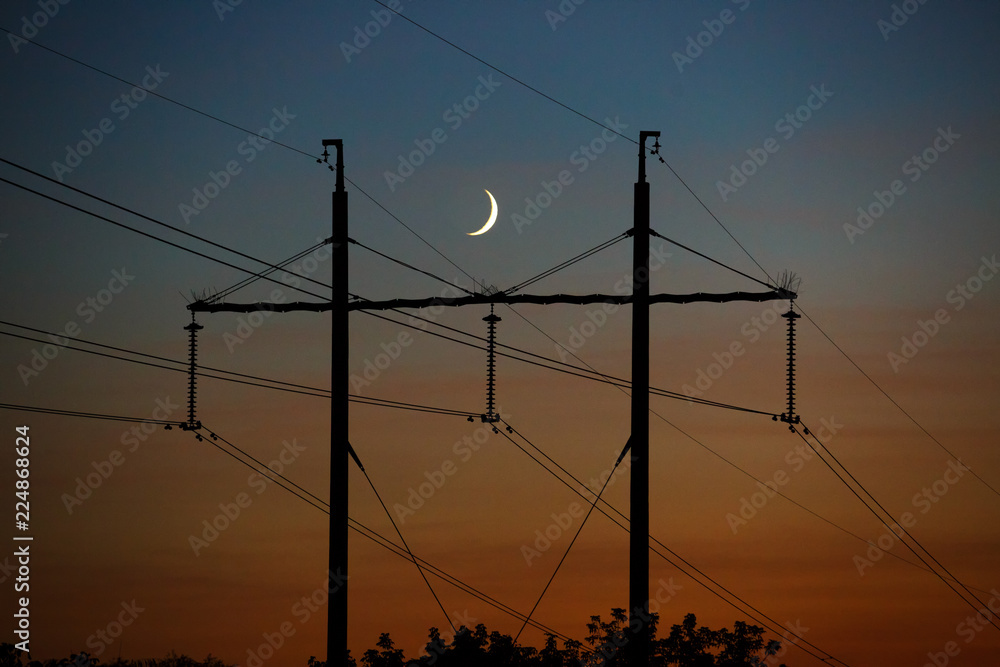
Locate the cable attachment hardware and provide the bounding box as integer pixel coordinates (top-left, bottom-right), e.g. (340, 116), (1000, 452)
(651, 136), (665, 164)
(482, 303), (501, 424)
(182, 313), (203, 431)
(779, 303), (801, 430)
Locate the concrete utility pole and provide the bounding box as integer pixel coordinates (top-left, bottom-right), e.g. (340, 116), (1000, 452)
(188, 133), (795, 667)
(628, 130), (657, 667)
(328, 139), (349, 667)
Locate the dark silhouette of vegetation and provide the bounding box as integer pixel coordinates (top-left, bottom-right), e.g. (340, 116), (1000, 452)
(2, 610), (788, 667)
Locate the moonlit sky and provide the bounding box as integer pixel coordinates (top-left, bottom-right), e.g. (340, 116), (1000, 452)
(1, 2), (999, 666)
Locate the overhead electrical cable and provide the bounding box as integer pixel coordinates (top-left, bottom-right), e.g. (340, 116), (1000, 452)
(492, 423), (850, 666)
(791, 423), (999, 632)
(0, 156), (333, 294)
(366, 1), (635, 146)
(348, 238), (475, 295)
(513, 448), (624, 643)
(178, 422), (588, 647)
(649, 229), (777, 291)
(212, 239), (331, 303)
(0, 402), (184, 426)
(0, 176), (330, 301)
(0, 30), (317, 163)
(352, 444), (459, 635)
(504, 232), (630, 295)
(353, 304), (778, 417)
(351, 394), (992, 593)
(348, 518), (592, 650)
(0, 325), (330, 398)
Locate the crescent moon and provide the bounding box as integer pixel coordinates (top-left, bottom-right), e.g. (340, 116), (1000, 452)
(467, 189), (498, 236)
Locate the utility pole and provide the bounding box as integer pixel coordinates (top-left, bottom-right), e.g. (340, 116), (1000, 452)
(629, 131), (657, 667)
(327, 139), (349, 667)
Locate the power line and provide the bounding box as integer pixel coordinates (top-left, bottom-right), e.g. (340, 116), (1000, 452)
(0, 29), (318, 163)
(649, 228), (776, 291)
(349, 395), (478, 419)
(348, 518), (591, 651)
(182, 422), (590, 649)
(0, 324), (330, 398)
(514, 447), (624, 643)
(504, 231), (630, 294)
(0, 156), (333, 295)
(792, 423), (999, 633)
(367, 1), (636, 146)
(493, 422), (850, 666)
(797, 310), (1000, 500)
(354, 305), (779, 417)
(212, 239), (331, 303)
(0, 402), (184, 427)
(647, 161), (1000, 501)
(195, 425), (330, 514)
(354, 392), (995, 595)
(349, 238), (475, 295)
(0, 175), (330, 302)
(352, 444), (459, 636)
(0, 28), (482, 297)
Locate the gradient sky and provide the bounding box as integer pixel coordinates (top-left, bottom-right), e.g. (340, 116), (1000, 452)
(1, 2), (999, 666)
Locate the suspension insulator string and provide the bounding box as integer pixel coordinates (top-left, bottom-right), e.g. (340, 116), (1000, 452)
(182, 313), (204, 431)
(779, 302), (801, 430)
(482, 304), (501, 426)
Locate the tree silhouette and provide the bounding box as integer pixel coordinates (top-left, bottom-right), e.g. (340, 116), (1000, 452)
(0, 611), (788, 667)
